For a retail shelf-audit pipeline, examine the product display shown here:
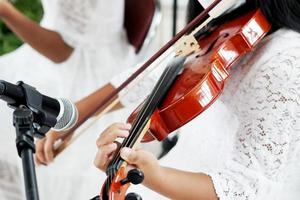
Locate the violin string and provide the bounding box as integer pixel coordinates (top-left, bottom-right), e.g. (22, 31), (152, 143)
(122, 73), (169, 154)
(111, 65), (173, 166)
(108, 169), (113, 198)
(124, 60), (182, 149)
(105, 178), (108, 199)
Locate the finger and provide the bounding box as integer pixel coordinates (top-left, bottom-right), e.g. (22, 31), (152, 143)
(96, 123), (130, 147)
(44, 138), (54, 163)
(114, 141), (121, 149)
(120, 148), (151, 167)
(104, 123), (131, 132)
(94, 143), (118, 171)
(35, 156), (44, 166)
(35, 139), (47, 165)
(44, 135), (56, 164)
(110, 122), (132, 130)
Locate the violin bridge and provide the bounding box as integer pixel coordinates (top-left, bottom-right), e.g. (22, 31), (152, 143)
(175, 35), (200, 57)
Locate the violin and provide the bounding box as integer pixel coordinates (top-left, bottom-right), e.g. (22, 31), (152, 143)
(96, 57), (185, 200)
(129, 7), (271, 142)
(96, 4), (271, 200)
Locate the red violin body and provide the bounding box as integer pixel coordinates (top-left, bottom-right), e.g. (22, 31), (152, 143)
(128, 9), (271, 142)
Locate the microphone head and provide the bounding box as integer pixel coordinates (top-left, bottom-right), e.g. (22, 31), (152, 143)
(53, 98), (78, 131)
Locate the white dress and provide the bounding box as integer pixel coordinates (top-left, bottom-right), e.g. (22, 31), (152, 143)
(109, 28), (300, 200)
(0, 0), (136, 199)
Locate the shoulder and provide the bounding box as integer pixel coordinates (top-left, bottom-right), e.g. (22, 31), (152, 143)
(224, 28), (300, 127)
(254, 29), (300, 92)
(239, 29), (300, 91)
(255, 28), (300, 66)
(225, 29), (300, 101)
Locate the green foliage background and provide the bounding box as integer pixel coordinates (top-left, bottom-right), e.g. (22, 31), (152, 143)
(0, 0), (43, 55)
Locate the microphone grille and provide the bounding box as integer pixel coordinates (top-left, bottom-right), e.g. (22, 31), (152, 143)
(53, 98), (78, 131)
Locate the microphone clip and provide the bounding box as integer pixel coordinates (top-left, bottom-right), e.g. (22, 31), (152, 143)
(8, 81), (57, 138)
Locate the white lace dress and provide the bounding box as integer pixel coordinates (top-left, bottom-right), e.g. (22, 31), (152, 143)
(110, 28), (300, 200)
(0, 0), (135, 199)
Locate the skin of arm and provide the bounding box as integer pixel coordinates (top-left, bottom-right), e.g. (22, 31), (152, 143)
(0, 0), (73, 63)
(145, 166), (218, 200)
(94, 123), (218, 200)
(35, 83), (123, 164)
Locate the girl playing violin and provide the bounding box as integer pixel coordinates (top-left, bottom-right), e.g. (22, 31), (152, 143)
(94, 0), (300, 199)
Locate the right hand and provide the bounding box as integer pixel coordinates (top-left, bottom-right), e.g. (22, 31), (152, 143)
(35, 130), (69, 165)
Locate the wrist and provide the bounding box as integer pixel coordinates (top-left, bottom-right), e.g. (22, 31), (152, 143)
(120, 148), (161, 186)
(142, 163), (164, 187)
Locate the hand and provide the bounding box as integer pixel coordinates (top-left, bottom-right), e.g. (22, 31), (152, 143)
(94, 123), (160, 182)
(35, 130), (69, 165)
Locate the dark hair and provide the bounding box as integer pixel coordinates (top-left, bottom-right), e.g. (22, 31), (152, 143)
(186, 0), (205, 23)
(187, 0), (300, 33)
(248, 0), (300, 32)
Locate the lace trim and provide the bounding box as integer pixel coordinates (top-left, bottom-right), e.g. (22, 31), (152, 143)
(213, 32), (300, 199)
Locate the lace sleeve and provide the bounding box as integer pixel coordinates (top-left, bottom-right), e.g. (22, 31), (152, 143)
(209, 51), (300, 200)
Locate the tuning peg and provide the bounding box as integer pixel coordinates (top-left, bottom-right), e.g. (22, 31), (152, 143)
(125, 192), (142, 200)
(120, 168), (144, 185)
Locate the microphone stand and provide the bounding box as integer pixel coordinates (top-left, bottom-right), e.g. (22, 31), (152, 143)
(13, 107), (39, 200)
(1, 81), (58, 200)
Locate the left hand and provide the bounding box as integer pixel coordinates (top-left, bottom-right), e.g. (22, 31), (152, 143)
(94, 123), (160, 183)
(35, 130), (71, 165)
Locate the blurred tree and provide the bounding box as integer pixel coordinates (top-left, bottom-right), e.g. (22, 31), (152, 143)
(0, 0), (43, 55)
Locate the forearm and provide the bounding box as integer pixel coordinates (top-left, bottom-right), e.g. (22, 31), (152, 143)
(75, 83), (123, 125)
(49, 84), (123, 157)
(144, 166), (218, 200)
(0, 2), (73, 63)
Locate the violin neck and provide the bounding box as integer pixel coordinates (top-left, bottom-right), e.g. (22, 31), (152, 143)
(107, 56), (186, 172)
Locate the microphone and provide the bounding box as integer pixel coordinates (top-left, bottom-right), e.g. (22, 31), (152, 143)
(51, 98), (78, 132)
(0, 80), (78, 133)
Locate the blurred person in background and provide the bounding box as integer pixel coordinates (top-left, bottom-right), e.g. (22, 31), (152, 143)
(0, 0), (136, 199)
